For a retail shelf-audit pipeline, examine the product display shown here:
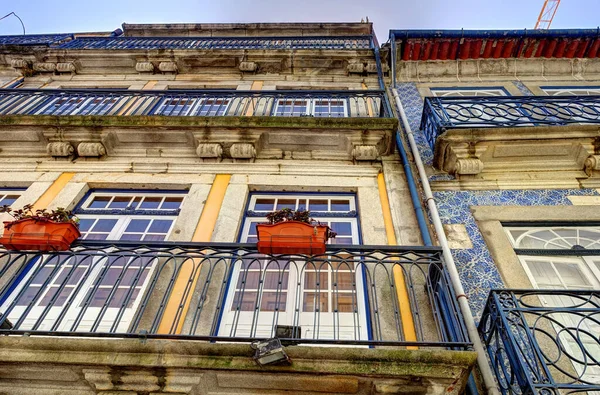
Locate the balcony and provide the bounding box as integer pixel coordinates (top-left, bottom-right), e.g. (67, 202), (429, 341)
(0, 34), (74, 46)
(0, 241), (476, 394)
(57, 36), (372, 50)
(479, 289), (600, 394)
(420, 96), (600, 180)
(0, 89), (396, 162)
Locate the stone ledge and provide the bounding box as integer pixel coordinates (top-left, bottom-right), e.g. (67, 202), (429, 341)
(0, 114), (398, 131)
(0, 337), (476, 394)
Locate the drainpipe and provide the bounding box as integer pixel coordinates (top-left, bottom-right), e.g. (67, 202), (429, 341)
(392, 88), (500, 395)
(394, 129), (432, 246)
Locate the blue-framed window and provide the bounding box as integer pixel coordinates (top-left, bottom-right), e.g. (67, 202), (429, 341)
(0, 189), (25, 206)
(0, 189), (188, 333)
(541, 86), (600, 96)
(429, 86), (510, 97)
(218, 192), (369, 341)
(74, 190), (186, 241)
(273, 98), (348, 117)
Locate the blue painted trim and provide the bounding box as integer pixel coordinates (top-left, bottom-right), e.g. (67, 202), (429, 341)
(0, 255), (40, 307)
(394, 132), (432, 246)
(3, 78), (24, 89)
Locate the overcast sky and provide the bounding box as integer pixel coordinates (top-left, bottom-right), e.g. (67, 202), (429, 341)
(1, 0), (598, 42)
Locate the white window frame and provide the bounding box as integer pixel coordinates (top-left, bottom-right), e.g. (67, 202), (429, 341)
(219, 193), (368, 341)
(154, 97), (231, 116)
(505, 225), (600, 385)
(2, 191), (183, 333)
(0, 189), (23, 206)
(79, 191), (186, 213)
(541, 87), (600, 96)
(273, 98), (348, 117)
(430, 88), (509, 97)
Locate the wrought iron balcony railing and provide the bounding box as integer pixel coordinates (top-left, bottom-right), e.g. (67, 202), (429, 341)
(421, 96), (600, 150)
(0, 241), (470, 349)
(479, 289), (600, 394)
(0, 88), (390, 118)
(0, 34), (74, 46)
(56, 35), (373, 50)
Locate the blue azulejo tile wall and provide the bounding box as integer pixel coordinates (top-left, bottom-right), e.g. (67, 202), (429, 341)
(434, 188), (600, 320)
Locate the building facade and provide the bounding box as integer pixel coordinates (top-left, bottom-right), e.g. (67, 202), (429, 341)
(0, 22), (599, 395)
(0, 23), (476, 395)
(389, 29), (600, 394)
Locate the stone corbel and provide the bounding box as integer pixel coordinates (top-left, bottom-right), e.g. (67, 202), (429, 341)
(77, 142), (106, 157)
(584, 155), (600, 177)
(196, 143), (223, 158)
(158, 61), (178, 73)
(46, 142), (74, 157)
(352, 145), (379, 161)
(454, 158), (484, 175)
(347, 62), (364, 74)
(239, 61), (257, 72)
(10, 58), (31, 69)
(135, 62), (155, 73)
(56, 62), (77, 73)
(32, 62), (57, 73)
(230, 143), (256, 159)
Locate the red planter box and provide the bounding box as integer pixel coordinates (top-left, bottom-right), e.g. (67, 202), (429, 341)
(256, 221), (330, 255)
(0, 218), (81, 251)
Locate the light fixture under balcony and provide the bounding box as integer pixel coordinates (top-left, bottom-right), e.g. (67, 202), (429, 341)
(251, 338), (290, 367)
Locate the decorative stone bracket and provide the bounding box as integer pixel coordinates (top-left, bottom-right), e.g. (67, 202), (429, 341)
(196, 143), (223, 158)
(83, 367), (202, 394)
(454, 158), (484, 175)
(584, 154), (600, 177)
(46, 141), (106, 158)
(239, 61), (257, 72)
(230, 143), (256, 159)
(352, 145), (379, 161)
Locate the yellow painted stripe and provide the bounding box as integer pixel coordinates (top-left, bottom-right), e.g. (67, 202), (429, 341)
(1, 77), (21, 88)
(157, 174), (232, 334)
(377, 173), (418, 346)
(244, 81), (263, 116)
(142, 80), (158, 90)
(362, 82), (374, 117)
(32, 173), (75, 211)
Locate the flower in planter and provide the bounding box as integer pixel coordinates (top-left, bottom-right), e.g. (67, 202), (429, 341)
(0, 204), (79, 225)
(0, 204), (81, 251)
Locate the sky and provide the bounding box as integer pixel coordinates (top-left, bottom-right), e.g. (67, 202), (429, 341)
(0, 0), (599, 42)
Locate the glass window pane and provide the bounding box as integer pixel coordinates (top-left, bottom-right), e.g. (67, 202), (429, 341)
(297, 199), (307, 211)
(237, 271), (260, 289)
(254, 198), (274, 211)
(108, 196), (131, 209)
(308, 199), (328, 211)
(335, 293), (356, 312)
(91, 219), (118, 233)
(303, 292), (328, 312)
(40, 286), (73, 307)
(304, 271), (328, 290)
(85, 233), (109, 241)
(261, 291), (286, 311)
(1, 195), (19, 206)
(161, 197), (183, 210)
(331, 199), (350, 211)
(142, 234), (165, 242)
(248, 222), (258, 236)
(88, 196), (111, 209)
(78, 218), (95, 232)
(148, 219), (172, 234)
(335, 272), (354, 290)
(331, 222), (352, 236)
(139, 197), (161, 209)
(232, 291), (257, 311)
(264, 271), (289, 289)
(276, 199), (296, 210)
(125, 219), (150, 233)
(120, 234), (143, 241)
